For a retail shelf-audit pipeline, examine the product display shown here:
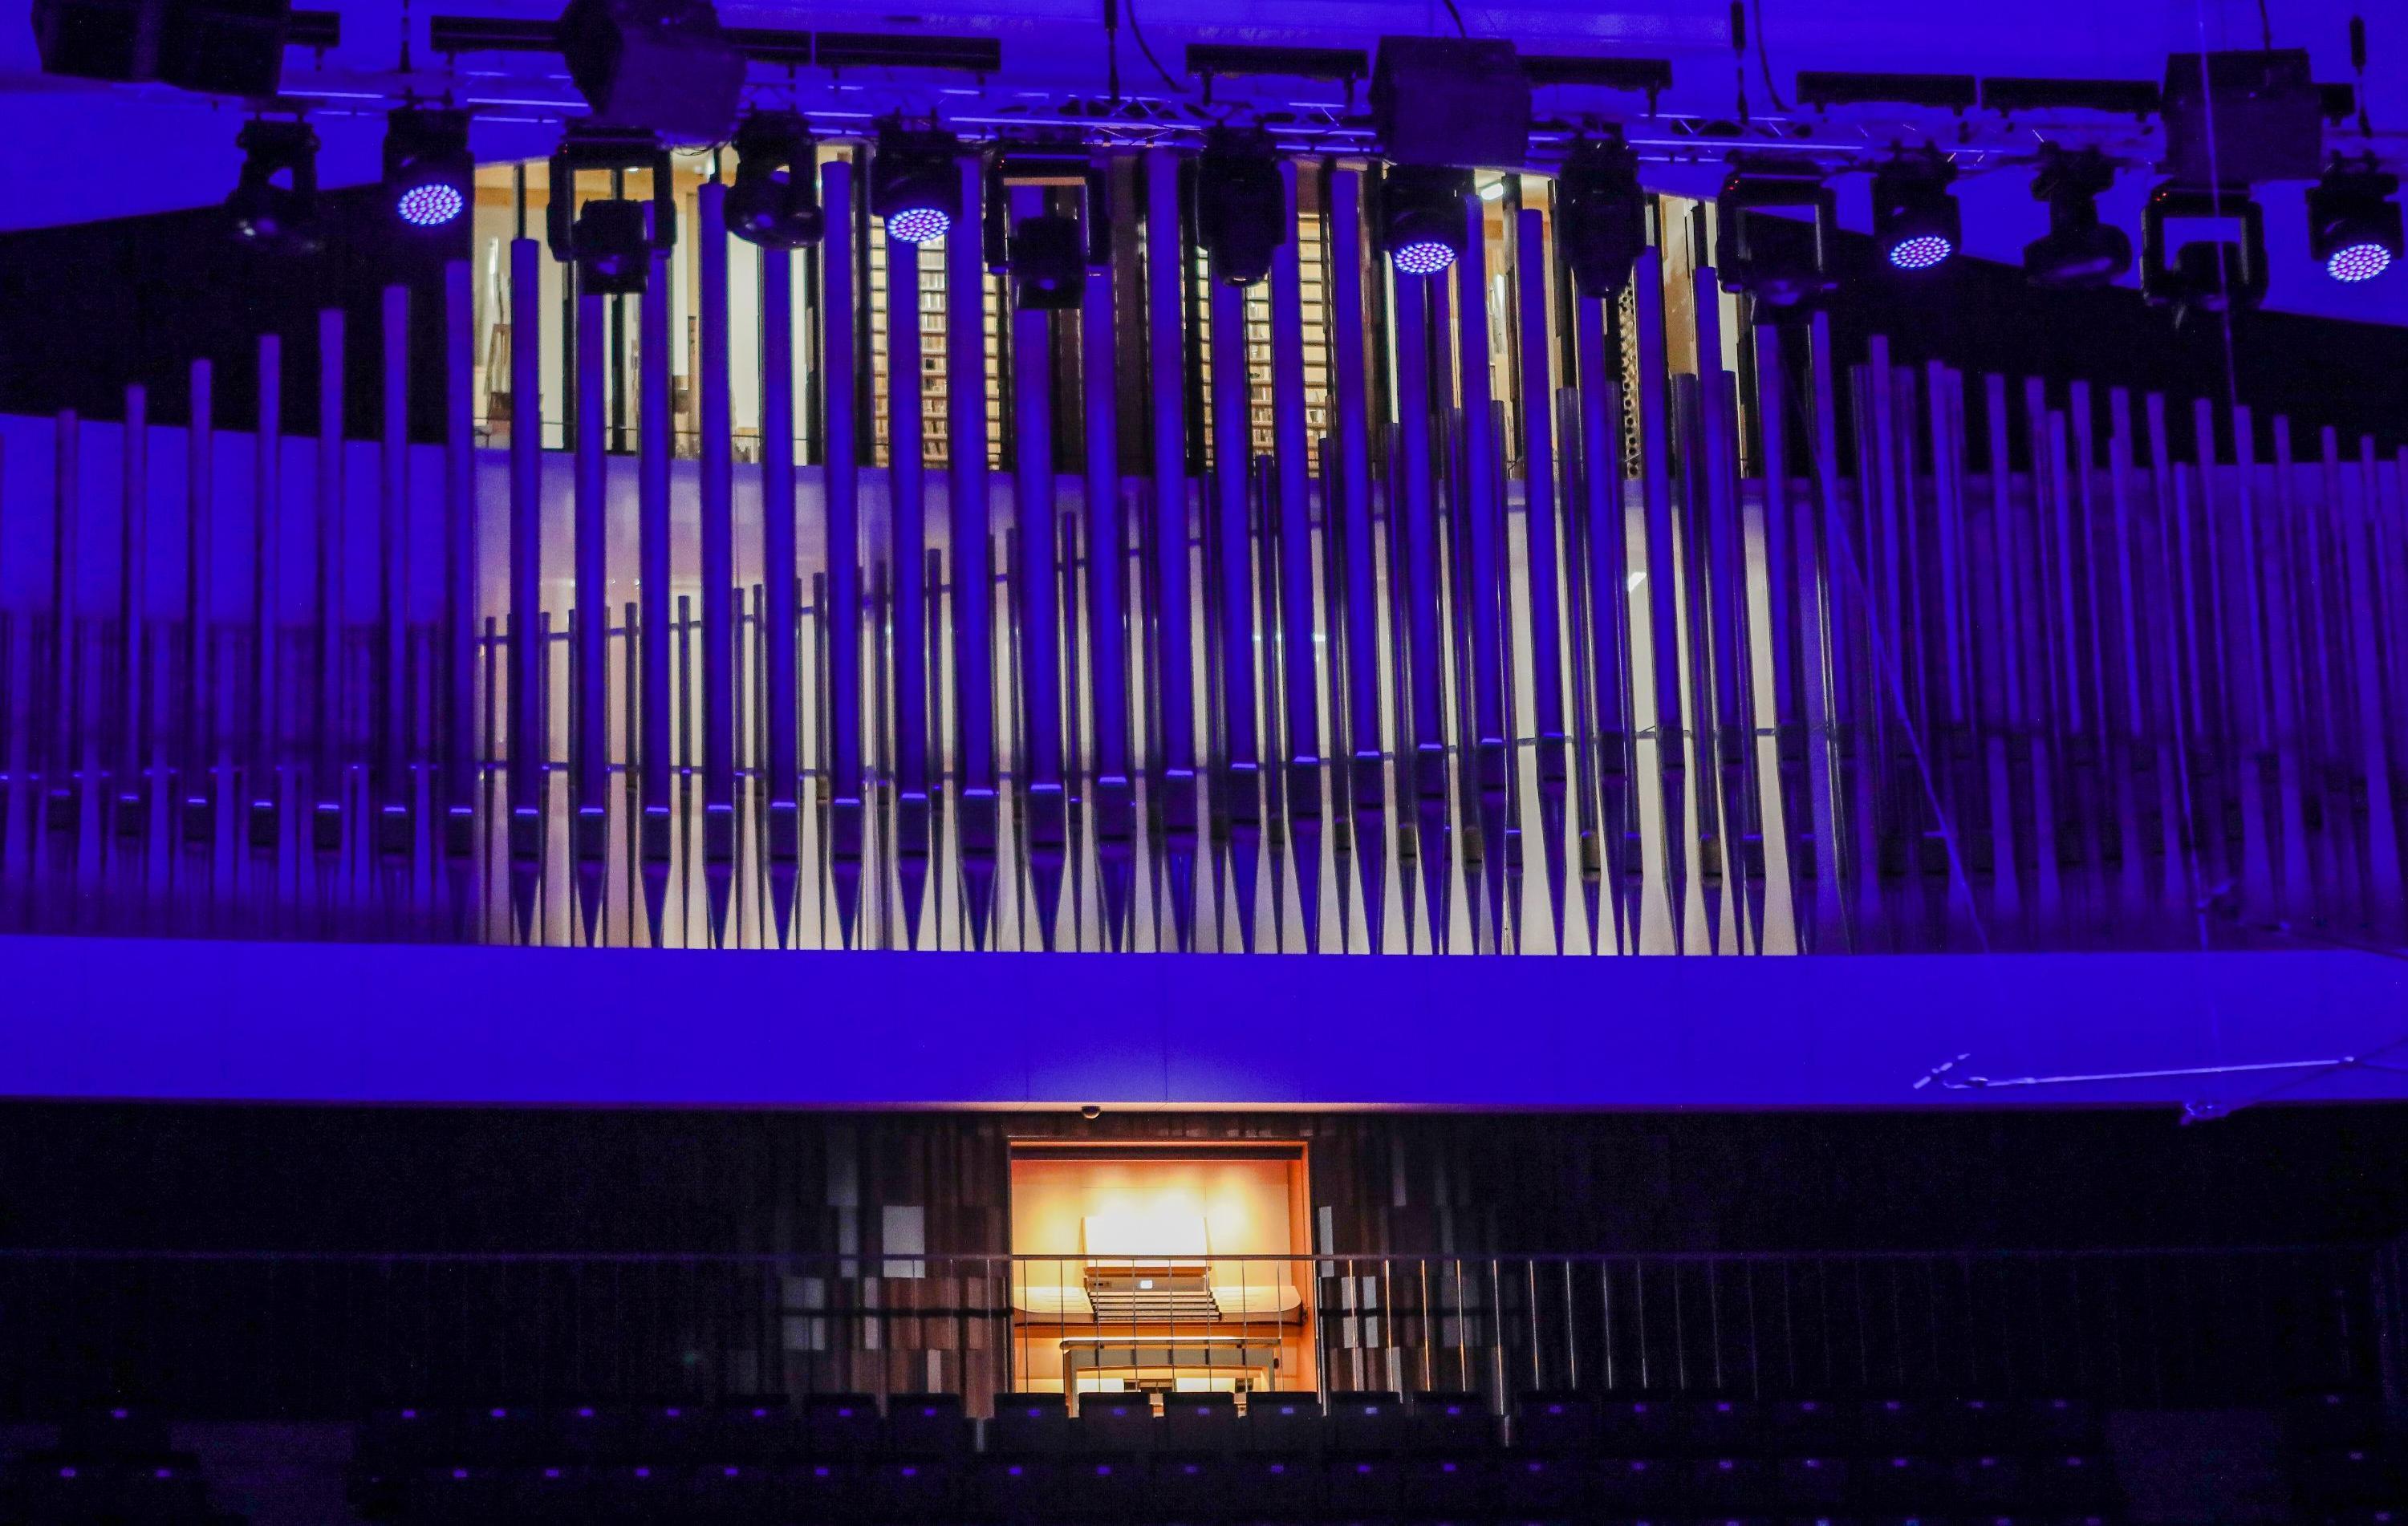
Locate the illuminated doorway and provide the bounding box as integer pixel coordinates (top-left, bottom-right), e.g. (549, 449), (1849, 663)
(1006, 1142), (1314, 1400)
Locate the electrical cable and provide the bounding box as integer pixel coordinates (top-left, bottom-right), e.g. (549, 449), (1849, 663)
(1749, 0), (1790, 112)
(1123, 0), (1189, 98)
(1439, 0), (1470, 39)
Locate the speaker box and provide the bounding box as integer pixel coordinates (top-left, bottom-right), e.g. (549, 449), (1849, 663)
(156, 0), (292, 95)
(557, 0), (744, 144)
(1370, 36), (1531, 170)
(33, 0), (289, 93)
(33, 0), (165, 82)
(2161, 50), (2323, 187)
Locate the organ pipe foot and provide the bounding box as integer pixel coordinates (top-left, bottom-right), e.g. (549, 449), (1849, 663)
(1026, 781), (1066, 953)
(829, 795), (863, 950)
(1092, 774), (1134, 952)
(897, 790), (931, 951)
(575, 861), (606, 946)
(960, 787), (997, 951)
(640, 862), (671, 948)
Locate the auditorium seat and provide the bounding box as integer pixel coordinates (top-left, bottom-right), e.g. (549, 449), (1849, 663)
(1598, 1395), (1687, 1455)
(1694, 1397), (1764, 1455)
(1403, 1451), (1494, 1515)
(635, 1402), (715, 1464)
(1148, 1451), (1228, 1520)
(988, 1392), (1073, 1455)
(1322, 1452), (1404, 1517)
(1514, 1391), (1599, 1454)
(1696, 1451), (1773, 1510)
(1955, 1451), (2030, 1508)
(2296, 1446), (2404, 1508)
(967, 1452), (1057, 1523)
(863, 1454), (960, 1520)
(1772, 1396), (1851, 1453)
(1226, 1451), (1325, 1517)
(2292, 1391), (2389, 1449)
(1777, 1452), (1850, 1508)
(1078, 1392), (1159, 1452)
(1496, 1451), (1589, 1514)
(887, 1391), (972, 1458)
(1410, 1390), (1499, 1454)
(1326, 1390), (1407, 1455)
(1245, 1392), (1327, 1455)
(1163, 1390), (1240, 1451)
(60, 1403), (175, 1461)
(802, 1391), (883, 1455)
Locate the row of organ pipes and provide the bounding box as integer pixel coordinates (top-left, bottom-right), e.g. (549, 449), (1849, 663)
(1, 150), (2405, 956)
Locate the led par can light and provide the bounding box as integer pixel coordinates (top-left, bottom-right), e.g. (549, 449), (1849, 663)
(2307, 159), (2402, 284)
(871, 122), (964, 246)
(1379, 162), (1473, 277)
(1872, 150), (1960, 272)
(384, 108), (473, 231)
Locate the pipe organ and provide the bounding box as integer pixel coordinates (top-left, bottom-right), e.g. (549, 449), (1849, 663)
(1, 151), (2403, 958)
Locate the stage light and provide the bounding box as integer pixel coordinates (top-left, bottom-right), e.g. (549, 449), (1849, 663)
(546, 125), (676, 297)
(1379, 163), (1472, 278)
(2306, 159), (2401, 284)
(871, 122), (962, 246)
(1556, 136), (1647, 298)
(725, 112), (824, 250)
(384, 108), (472, 231)
(981, 146), (1108, 310)
(2140, 181), (2268, 315)
(1194, 128), (1285, 288)
(2022, 144), (2131, 290)
(1872, 150), (1959, 272)
(557, 0), (742, 144)
(225, 118), (320, 253)
(1714, 164), (1838, 311)
(1008, 213), (1086, 310)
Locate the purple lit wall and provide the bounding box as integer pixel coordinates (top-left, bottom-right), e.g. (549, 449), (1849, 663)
(3, 935), (2402, 1109)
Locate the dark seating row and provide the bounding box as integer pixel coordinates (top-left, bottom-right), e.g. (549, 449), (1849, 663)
(358, 1390), (2109, 1470)
(364, 1449), (2118, 1524)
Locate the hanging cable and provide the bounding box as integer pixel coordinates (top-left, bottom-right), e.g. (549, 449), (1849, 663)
(1440, 0), (1470, 38)
(1749, 0), (1790, 112)
(1728, 1), (1750, 124)
(1123, 0), (1188, 98)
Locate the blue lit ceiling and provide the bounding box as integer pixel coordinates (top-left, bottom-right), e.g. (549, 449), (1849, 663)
(2, 0), (2403, 324)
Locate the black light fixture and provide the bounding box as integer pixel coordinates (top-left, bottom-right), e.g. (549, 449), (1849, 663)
(225, 117), (320, 253)
(981, 144), (1107, 310)
(384, 108), (473, 231)
(1379, 162), (1472, 276)
(1555, 135), (1647, 298)
(725, 112), (824, 250)
(2140, 181), (2268, 315)
(1870, 148), (1959, 272)
(871, 120), (964, 246)
(1007, 211), (1086, 309)
(546, 125), (675, 296)
(1194, 127), (1285, 288)
(2021, 144), (2131, 289)
(2306, 156), (2401, 284)
(557, 0), (743, 144)
(1713, 164), (1838, 311)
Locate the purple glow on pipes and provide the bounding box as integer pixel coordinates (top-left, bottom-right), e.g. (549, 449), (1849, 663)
(697, 182), (736, 821)
(759, 241), (802, 810)
(820, 160), (862, 809)
(507, 238), (543, 829)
